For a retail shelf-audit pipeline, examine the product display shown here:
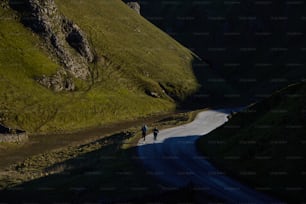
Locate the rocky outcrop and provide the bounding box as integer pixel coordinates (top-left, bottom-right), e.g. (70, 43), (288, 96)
(63, 19), (94, 63)
(1, 0), (9, 9)
(9, 0), (95, 90)
(126, 2), (140, 15)
(37, 71), (75, 92)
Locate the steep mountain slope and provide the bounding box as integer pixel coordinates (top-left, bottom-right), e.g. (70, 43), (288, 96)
(139, 0), (306, 100)
(197, 82), (306, 202)
(0, 0), (198, 133)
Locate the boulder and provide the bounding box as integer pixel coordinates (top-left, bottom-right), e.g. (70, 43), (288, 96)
(126, 2), (140, 14)
(37, 71), (75, 92)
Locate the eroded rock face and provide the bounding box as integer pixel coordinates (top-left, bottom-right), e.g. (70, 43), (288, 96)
(1, 0), (9, 9)
(9, 0), (95, 90)
(63, 19), (94, 63)
(126, 2), (140, 15)
(37, 71), (75, 92)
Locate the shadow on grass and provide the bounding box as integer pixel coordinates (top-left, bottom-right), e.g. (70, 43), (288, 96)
(179, 59), (249, 111)
(196, 83), (306, 203)
(0, 131), (222, 203)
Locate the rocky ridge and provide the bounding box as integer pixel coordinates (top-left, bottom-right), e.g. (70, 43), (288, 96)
(9, 0), (95, 91)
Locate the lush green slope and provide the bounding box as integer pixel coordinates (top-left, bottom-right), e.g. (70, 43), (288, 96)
(0, 0), (198, 134)
(197, 82), (306, 202)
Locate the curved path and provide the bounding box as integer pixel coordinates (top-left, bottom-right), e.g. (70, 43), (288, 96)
(137, 109), (278, 203)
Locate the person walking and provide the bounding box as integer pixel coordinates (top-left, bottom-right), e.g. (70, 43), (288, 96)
(153, 127), (159, 141)
(141, 124), (148, 141)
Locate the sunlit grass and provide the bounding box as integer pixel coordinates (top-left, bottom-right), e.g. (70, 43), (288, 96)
(0, 0), (198, 134)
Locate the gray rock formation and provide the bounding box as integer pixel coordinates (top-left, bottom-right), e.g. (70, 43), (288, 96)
(37, 71), (75, 92)
(126, 2), (140, 15)
(1, 0), (9, 9)
(63, 19), (94, 63)
(9, 0), (95, 90)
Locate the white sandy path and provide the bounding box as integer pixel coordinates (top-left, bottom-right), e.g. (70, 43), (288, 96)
(137, 109), (278, 204)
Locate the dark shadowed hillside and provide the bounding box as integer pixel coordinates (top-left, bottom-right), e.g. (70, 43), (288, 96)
(197, 82), (306, 202)
(139, 0), (306, 100)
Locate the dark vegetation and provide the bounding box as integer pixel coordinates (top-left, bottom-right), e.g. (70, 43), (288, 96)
(138, 1), (306, 202)
(0, 132), (219, 203)
(197, 82), (306, 203)
(0, 111), (207, 203)
(140, 0), (306, 103)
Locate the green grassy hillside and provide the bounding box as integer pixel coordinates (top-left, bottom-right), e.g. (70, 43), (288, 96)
(197, 82), (306, 202)
(0, 0), (198, 134)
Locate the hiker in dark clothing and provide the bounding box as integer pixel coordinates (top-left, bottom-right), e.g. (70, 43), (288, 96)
(141, 124), (148, 141)
(153, 127), (159, 141)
